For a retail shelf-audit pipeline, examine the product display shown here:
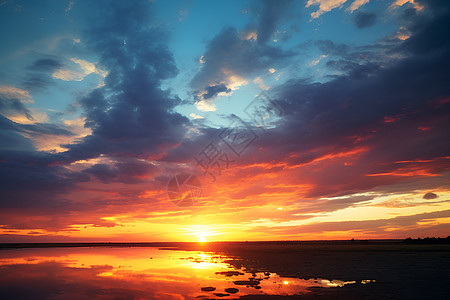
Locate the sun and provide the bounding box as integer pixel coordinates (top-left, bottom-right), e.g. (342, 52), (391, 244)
(199, 236), (206, 243)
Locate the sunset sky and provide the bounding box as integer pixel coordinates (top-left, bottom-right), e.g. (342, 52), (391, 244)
(0, 0), (449, 242)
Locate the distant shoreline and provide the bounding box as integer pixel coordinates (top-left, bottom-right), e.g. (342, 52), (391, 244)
(1, 238), (448, 249)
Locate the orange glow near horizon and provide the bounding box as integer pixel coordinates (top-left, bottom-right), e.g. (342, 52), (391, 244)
(1, 154), (449, 243)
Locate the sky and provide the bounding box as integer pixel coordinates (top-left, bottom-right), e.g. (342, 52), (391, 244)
(0, 0), (449, 242)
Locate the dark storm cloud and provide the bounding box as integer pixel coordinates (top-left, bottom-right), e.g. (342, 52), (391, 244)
(83, 158), (158, 184)
(315, 39), (389, 80)
(249, 0), (294, 44)
(0, 96), (33, 120)
(423, 192), (438, 199)
(400, 7), (450, 55)
(417, 0), (450, 12)
(401, 7), (418, 20)
(354, 11), (376, 29)
(59, 0), (189, 162)
(200, 84), (231, 100)
(0, 116), (82, 198)
(20, 122), (73, 137)
(0, 145), (86, 213)
(21, 58), (63, 91)
(325, 60), (380, 79)
(0, 109), (73, 143)
(0, 115), (34, 151)
(0, 114), (73, 150)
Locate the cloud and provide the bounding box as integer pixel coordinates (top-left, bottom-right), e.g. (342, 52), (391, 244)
(253, 77), (270, 90)
(178, 9), (188, 22)
(170, 12), (450, 204)
(347, 0), (370, 12)
(191, 27), (292, 91)
(65, 1), (74, 14)
(0, 115), (35, 151)
(399, 4), (450, 55)
(190, 0), (295, 106)
(306, 0), (348, 19)
(0, 85), (34, 121)
(306, 0), (372, 18)
(0, 0), (188, 231)
(423, 192), (438, 199)
(315, 40), (350, 56)
(354, 11), (377, 28)
(52, 58), (107, 81)
(248, 209), (450, 237)
(27, 58), (62, 72)
(0, 86), (32, 102)
(83, 158), (158, 184)
(0, 86), (87, 153)
(56, 0), (189, 163)
(23, 118), (91, 153)
(372, 192), (447, 208)
(195, 99), (217, 112)
(199, 84), (231, 100)
(311, 54), (328, 66)
(389, 0), (424, 11)
(190, 26), (294, 108)
(189, 113), (204, 119)
(210, 0), (450, 201)
(248, 0), (294, 44)
(22, 58), (63, 92)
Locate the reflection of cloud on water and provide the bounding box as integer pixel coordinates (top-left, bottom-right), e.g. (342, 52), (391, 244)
(0, 247), (375, 298)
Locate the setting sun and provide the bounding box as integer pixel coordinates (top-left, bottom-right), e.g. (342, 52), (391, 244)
(199, 236), (206, 243)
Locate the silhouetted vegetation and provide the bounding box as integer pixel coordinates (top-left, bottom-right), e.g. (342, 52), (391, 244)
(404, 236), (450, 244)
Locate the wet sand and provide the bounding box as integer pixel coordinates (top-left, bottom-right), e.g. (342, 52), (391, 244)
(168, 241), (450, 299)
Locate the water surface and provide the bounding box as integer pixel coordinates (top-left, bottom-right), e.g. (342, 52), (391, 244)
(0, 246), (374, 299)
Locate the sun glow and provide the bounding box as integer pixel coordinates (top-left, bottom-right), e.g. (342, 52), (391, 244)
(199, 236), (206, 243)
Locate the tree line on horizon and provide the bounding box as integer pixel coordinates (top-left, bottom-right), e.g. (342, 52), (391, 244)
(404, 236), (450, 244)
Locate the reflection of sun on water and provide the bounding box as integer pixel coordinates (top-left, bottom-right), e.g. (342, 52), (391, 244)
(0, 247), (376, 298)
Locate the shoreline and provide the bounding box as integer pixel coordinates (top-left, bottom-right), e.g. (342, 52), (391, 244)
(1, 238), (449, 250)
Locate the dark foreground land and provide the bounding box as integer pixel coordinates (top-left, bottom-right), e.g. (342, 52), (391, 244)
(168, 240), (450, 299)
(1, 240), (449, 299)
